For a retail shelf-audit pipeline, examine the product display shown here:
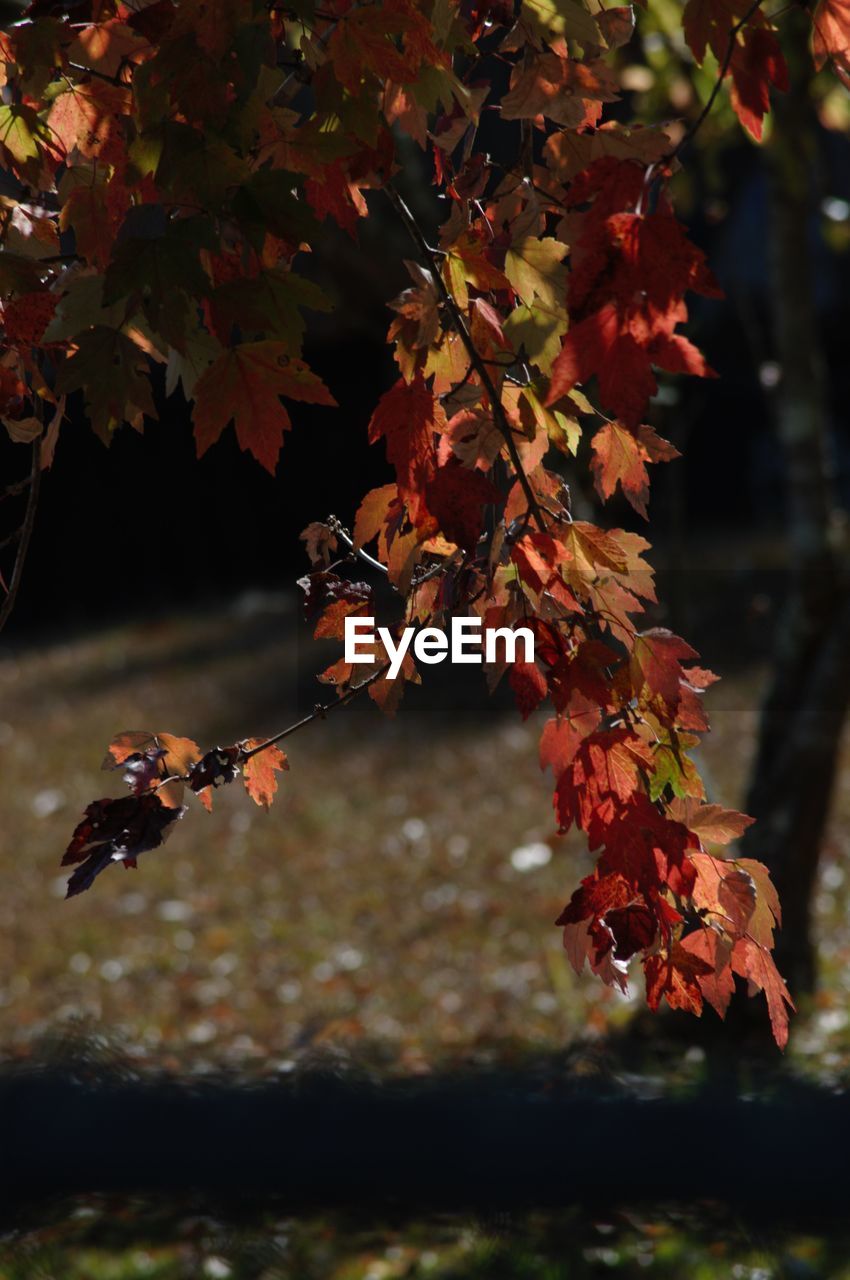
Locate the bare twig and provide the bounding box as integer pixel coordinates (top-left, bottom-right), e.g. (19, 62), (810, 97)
(0, 435), (41, 635)
(68, 61), (130, 87)
(385, 184), (547, 534)
(0, 474), (32, 503)
(329, 520), (389, 577)
(240, 660), (392, 760)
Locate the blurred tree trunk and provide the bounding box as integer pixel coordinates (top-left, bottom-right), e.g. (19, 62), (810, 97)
(739, 15), (850, 999)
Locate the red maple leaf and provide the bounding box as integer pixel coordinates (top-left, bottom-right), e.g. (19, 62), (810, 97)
(644, 941), (714, 1016)
(368, 375), (446, 531)
(424, 456), (502, 550)
(729, 27), (789, 141)
(548, 207), (721, 427)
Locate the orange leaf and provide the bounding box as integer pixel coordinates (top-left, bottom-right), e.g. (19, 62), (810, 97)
(813, 0), (850, 80)
(732, 937), (795, 1049)
(590, 421), (679, 518)
(193, 345), (336, 474)
(241, 740), (289, 810)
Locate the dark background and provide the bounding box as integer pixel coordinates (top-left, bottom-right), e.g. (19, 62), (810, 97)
(8, 128), (850, 639)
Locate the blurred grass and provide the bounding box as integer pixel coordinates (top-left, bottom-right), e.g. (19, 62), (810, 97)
(5, 1198), (850, 1279)
(3, 590), (850, 1072)
(0, 595), (626, 1071)
(6, 592), (850, 1275)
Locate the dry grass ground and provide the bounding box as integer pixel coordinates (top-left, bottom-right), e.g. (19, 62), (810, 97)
(0, 597), (618, 1072)
(2, 591), (850, 1075)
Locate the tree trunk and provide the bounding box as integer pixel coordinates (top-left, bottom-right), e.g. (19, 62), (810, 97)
(739, 15), (849, 1000)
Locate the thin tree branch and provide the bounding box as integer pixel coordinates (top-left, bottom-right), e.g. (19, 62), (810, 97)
(67, 61), (129, 87)
(0, 474), (32, 502)
(240, 660), (392, 760)
(412, 549), (461, 586)
(385, 183), (547, 534)
(0, 435), (41, 636)
(666, 0), (766, 165)
(329, 520), (389, 577)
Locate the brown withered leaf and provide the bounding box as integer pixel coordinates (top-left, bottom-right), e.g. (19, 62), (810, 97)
(62, 793), (185, 898)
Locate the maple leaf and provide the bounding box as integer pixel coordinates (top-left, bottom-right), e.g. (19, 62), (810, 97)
(241, 740), (289, 811)
(327, 7), (419, 93)
(548, 208), (721, 427)
(669, 797), (755, 845)
(511, 531), (580, 611)
(187, 746), (241, 795)
(368, 376), (446, 531)
(561, 917), (594, 976)
(737, 857), (782, 947)
(0, 104), (45, 180)
(644, 942), (713, 1016)
(729, 27), (789, 141)
(691, 851), (760, 938)
(388, 260), (441, 354)
(103, 224), (210, 327)
(62, 793), (185, 898)
(101, 729), (211, 809)
(683, 0), (756, 64)
(597, 6), (635, 48)
(590, 421), (679, 518)
(813, 0), (850, 81)
(509, 660), (548, 719)
(501, 54), (619, 128)
(2, 291), (57, 348)
(424, 457), (502, 550)
(49, 81), (131, 162)
(732, 937), (795, 1049)
(544, 123), (674, 182)
(67, 20), (150, 80)
(193, 345), (336, 474)
(445, 406), (504, 469)
(554, 729), (655, 833)
(56, 326), (156, 441)
(539, 693), (600, 777)
(505, 236), (568, 311)
(59, 185), (117, 271)
(442, 232), (510, 311)
(353, 485), (400, 551)
(680, 928), (736, 1019)
(606, 900), (657, 960)
(521, 0), (602, 48)
(630, 628), (699, 710)
(556, 869), (633, 927)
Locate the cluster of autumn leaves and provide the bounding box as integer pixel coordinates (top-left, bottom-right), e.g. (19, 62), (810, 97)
(2, 0), (846, 1044)
(62, 730), (288, 898)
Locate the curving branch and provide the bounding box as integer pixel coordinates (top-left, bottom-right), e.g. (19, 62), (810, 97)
(239, 659), (392, 761)
(385, 183), (547, 534)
